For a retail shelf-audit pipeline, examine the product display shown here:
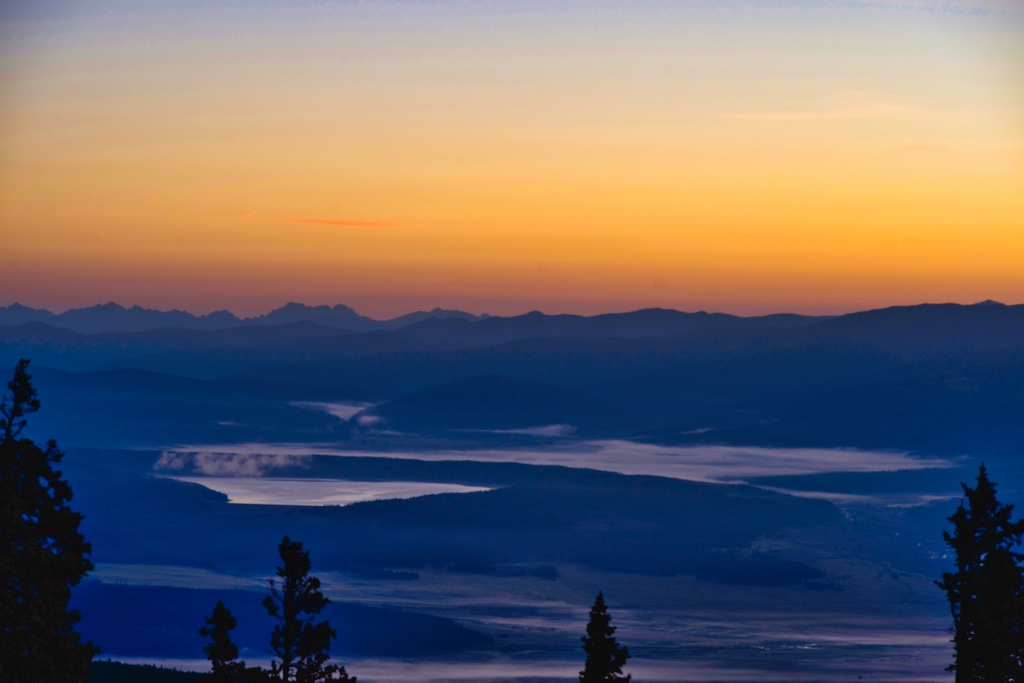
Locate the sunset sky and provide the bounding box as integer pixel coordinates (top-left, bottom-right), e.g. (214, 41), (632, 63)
(1, 0), (1021, 318)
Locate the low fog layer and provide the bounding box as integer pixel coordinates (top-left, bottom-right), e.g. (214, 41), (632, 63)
(290, 401), (376, 421)
(168, 477), (490, 506)
(162, 440), (951, 484)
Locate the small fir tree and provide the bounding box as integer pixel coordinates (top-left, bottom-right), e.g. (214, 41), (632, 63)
(580, 591), (631, 683)
(0, 359), (97, 681)
(263, 536), (355, 683)
(201, 600), (246, 682)
(936, 464), (1024, 682)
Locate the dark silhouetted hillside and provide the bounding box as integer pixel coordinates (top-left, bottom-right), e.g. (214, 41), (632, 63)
(89, 661), (200, 683)
(397, 308), (825, 347)
(788, 303), (1024, 356)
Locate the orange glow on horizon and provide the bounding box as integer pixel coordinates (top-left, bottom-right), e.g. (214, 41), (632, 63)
(1, 2), (1021, 318)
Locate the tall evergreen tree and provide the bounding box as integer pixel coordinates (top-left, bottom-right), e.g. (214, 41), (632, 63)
(937, 464), (1024, 682)
(0, 359), (97, 681)
(263, 536), (355, 683)
(201, 600), (246, 683)
(579, 591), (631, 683)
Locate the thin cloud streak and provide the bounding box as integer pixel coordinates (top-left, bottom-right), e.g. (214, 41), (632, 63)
(729, 103), (913, 122)
(291, 219), (397, 228)
(842, 0), (1019, 16)
(730, 90), (916, 122)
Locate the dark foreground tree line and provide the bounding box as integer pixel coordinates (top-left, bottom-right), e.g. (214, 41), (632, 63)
(1, 359), (1022, 682)
(198, 538), (633, 683)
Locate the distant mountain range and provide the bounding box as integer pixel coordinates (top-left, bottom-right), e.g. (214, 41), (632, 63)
(0, 301), (488, 334)
(2, 301), (1021, 377)
(1, 299), (1012, 337)
(0, 299), (1018, 346)
(1, 300), (839, 336)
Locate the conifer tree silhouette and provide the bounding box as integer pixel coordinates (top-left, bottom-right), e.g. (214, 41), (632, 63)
(201, 600), (246, 682)
(937, 464), (1024, 682)
(263, 536), (355, 682)
(579, 591), (631, 683)
(0, 359), (97, 681)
